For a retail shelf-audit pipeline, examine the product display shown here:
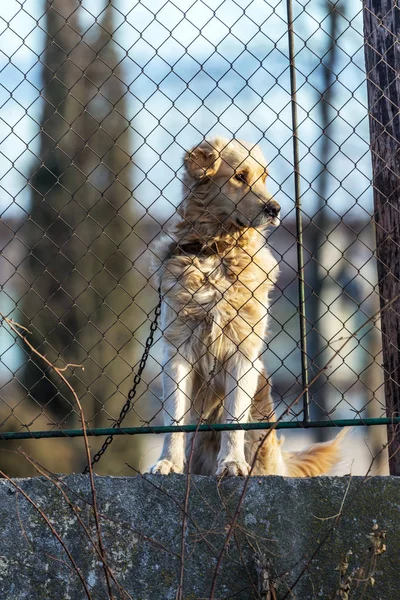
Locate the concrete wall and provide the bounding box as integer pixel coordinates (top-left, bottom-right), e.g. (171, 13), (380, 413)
(0, 475), (398, 599)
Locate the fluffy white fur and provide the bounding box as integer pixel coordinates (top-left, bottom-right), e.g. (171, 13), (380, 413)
(149, 137), (345, 477)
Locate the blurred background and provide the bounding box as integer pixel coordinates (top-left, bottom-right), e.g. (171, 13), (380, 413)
(0, 0), (388, 476)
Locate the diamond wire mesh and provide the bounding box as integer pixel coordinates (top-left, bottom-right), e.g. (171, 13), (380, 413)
(0, 0), (391, 473)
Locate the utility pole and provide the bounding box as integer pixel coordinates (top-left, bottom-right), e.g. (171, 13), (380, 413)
(363, 0), (400, 474)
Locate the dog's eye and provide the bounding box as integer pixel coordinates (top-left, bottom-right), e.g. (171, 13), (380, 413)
(234, 172), (247, 184)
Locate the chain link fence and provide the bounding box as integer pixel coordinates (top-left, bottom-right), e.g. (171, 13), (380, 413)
(0, 0), (394, 476)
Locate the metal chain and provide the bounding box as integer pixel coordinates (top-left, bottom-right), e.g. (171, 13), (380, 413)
(83, 287), (163, 473)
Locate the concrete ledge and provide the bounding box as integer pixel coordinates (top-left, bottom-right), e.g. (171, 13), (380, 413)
(0, 475), (398, 599)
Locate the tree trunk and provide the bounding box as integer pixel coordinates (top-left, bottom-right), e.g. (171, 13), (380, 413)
(363, 0), (400, 474)
(17, 0), (137, 473)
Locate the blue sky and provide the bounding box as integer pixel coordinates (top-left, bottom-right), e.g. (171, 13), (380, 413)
(0, 0), (370, 222)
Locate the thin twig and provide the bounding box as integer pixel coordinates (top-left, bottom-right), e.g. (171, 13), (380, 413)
(312, 474), (352, 521)
(209, 292), (400, 599)
(15, 490), (33, 550)
(19, 456), (179, 559)
(0, 314), (115, 600)
(281, 432), (393, 599)
(215, 482), (262, 599)
(177, 356), (219, 600)
(0, 470), (93, 600)
(19, 450), (133, 600)
(126, 463), (223, 560)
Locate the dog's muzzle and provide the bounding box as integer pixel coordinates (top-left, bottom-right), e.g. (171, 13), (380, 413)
(239, 199), (281, 229)
(263, 200), (281, 226)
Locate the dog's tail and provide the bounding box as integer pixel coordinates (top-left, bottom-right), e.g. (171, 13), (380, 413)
(249, 368), (348, 476)
(281, 428), (348, 476)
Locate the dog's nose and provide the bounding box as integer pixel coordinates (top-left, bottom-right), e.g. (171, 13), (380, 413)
(265, 200), (280, 217)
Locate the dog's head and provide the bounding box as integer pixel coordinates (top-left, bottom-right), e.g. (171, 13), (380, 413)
(182, 137), (280, 230)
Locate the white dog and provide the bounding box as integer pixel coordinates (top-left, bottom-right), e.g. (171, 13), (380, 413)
(149, 137), (344, 477)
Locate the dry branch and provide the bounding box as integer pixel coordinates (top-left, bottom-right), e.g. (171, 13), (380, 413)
(209, 292), (400, 599)
(19, 450), (132, 600)
(0, 314), (115, 600)
(0, 470), (94, 600)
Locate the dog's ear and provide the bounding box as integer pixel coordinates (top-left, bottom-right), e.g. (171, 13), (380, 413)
(184, 140), (221, 179)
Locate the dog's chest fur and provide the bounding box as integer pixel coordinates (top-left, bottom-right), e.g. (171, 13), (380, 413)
(158, 228), (279, 363)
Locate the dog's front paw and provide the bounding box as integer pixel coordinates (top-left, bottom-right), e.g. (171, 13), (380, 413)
(216, 459), (250, 477)
(150, 459), (184, 475)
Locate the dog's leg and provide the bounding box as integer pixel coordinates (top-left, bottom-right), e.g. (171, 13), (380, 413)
(216, 357), (260, 476)
(150, 351), (192, 475)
